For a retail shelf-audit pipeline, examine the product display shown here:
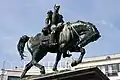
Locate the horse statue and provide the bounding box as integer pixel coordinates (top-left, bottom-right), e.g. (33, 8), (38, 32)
(17, 20), (101, 78)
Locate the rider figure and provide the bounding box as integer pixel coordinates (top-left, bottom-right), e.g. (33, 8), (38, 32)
(51, 4), (71, 58)
(51, 4), (64, 45)
(43, 4), (71, 58)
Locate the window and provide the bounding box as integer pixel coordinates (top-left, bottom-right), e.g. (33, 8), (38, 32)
(118, 63), (120, 72)
(105, 64), (118, 76)
(98, 63), (120, 76)
(112, 64), (118, 73)
(8, 76), (20, 80)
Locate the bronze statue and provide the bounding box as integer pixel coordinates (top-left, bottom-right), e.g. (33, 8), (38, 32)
(17, 20), (101, 79)
(42, 4), (64, 45)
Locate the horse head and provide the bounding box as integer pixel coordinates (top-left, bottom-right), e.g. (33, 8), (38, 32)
(66, 20), (101, 47)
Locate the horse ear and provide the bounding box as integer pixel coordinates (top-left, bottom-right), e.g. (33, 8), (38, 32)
(66, 22), (70, 25)
(77, 20), (80, 22)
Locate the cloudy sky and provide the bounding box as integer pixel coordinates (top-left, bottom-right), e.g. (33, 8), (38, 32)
(0, 0), (120, 69)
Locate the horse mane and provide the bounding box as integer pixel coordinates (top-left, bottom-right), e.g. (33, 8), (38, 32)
(66, 20), (85, 27)
(34, 33), (41, 38)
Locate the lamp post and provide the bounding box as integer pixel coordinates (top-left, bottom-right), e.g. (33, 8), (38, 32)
(1, 61), (5, 80)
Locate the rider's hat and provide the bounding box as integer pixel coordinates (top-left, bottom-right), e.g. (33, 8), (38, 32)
(54, 4), (60, 9)
(47, 10), (53, 14)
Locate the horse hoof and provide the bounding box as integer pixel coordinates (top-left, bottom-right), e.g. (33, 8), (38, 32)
(79, 60), (82, 63)
(71, 63), (77, 67)
(20, 75), (24, 79)
(53, 68), (58, 71)
(40, 70), (45, 74)
(71, 61), (77, 67)
(20, 77), (23, 79)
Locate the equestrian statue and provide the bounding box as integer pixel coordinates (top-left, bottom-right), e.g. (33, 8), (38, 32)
(17, 4), (101, 79)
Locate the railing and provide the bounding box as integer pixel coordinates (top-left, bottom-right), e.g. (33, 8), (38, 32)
(0, 60), (72, 70)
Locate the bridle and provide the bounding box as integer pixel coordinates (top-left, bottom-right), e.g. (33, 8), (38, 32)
(69, 22), (83, 42)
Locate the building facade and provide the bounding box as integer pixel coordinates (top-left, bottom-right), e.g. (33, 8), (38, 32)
(73, 53), (120, 80)
(0, 53), (120, 80)
(27, 53), (120, 80)
(0, 69), (22, 80)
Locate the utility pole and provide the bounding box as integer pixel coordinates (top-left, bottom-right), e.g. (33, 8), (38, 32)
(1, 61), (5, 80)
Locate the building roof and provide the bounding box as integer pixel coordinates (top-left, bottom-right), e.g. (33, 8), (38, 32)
(0, 69), (22, 77)
(83, 53), (120, 62)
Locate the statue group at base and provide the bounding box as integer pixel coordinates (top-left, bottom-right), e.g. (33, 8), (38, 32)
(17, 4), (101, 79)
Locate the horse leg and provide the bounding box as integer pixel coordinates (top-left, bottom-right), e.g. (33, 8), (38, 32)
(71, 47), (85, 67)
(77, 48), (85, 63)
(31, 49), (47, 74)
(32, 60), (45, 74)
(53, 52), (62, 71)
(20, 61), (33, 79)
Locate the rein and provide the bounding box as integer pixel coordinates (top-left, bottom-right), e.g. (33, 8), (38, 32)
(70, 24), (82, 41)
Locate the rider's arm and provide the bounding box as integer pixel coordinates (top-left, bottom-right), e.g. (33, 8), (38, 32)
(60, 14), (64, 23)
(45, 14), (50, 25)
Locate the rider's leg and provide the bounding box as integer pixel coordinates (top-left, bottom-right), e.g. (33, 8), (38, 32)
(50, 31), (58, 46)
(51, 31), (56, 42)
(50, 25), (58, 46)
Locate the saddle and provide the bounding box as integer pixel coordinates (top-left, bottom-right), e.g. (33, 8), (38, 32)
(29, 33), (58, 48)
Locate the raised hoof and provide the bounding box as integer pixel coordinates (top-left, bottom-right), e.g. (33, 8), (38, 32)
(40, 70), (45, 74)
(71, 61), (78, 67)
(52, 68), (58, 72)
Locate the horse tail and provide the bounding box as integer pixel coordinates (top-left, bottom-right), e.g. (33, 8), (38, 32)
(17, 35), (30, 60)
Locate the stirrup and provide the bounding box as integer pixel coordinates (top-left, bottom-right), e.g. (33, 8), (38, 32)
(63, 53), (72, 58)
